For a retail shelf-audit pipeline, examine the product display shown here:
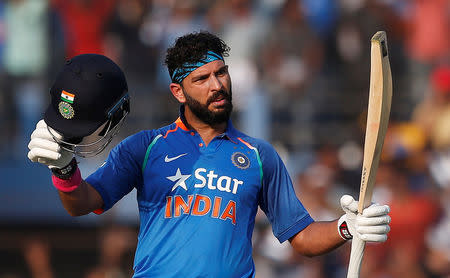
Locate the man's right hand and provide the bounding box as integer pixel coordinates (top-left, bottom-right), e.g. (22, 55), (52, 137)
(28, 120), (73, 169)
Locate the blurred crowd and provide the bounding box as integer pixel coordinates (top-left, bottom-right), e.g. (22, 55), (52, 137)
(0, 0), (449, 277)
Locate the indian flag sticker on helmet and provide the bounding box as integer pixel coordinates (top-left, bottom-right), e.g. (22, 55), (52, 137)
(61, 90), (75, 104)
(58, 101), (75, 119)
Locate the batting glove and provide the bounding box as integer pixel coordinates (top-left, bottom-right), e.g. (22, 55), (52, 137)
(338, 195), (391, 242)
(28, 120), (73, 169)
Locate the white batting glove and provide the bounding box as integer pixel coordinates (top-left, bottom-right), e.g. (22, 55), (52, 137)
(27, 120), (73, 169)
(338, 195), (391, 242)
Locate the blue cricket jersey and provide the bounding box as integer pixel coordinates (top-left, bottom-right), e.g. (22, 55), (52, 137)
(86, 111), (314, 277)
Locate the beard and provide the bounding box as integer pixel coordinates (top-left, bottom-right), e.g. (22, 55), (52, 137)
(182, 88), (233, 126)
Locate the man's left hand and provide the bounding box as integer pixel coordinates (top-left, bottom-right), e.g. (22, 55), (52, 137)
(338, 195), (391, 242)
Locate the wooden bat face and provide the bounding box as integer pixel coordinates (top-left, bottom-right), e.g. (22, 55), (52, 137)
(358, 31), (393, 213)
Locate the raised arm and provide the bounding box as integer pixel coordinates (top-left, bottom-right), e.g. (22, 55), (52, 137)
(56, 180), (103, 216)
(28, 120), (104, 216)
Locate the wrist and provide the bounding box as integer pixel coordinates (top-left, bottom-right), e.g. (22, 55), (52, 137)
(51, 158), (82, 192)
(338, 215), (353, 240)
(52, 168), (82, 192)
(51, 158), (77, 179)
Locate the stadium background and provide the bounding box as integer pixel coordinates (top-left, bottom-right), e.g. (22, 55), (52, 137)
(0, 0), (449, 277)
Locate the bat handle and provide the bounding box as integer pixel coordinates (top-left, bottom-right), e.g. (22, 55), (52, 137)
(346, 235), (366, 278)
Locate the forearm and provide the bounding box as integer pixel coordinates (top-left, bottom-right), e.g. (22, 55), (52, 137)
(57, 179), (103, 217)
(289, 220), (346, 257)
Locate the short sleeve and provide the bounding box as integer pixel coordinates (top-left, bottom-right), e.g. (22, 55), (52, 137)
(86, 131), (153, 213)
(257, 141), (314, 242)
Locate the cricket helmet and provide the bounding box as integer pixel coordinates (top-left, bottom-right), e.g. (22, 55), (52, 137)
(44, 54), (130, 157)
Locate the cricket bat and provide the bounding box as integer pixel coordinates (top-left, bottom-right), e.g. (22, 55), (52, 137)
(346, 31), (393, 278)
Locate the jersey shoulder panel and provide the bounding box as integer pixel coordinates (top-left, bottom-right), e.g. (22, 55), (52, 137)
(138, 122), (180, 171)
(111, 130), (155, 164)
(236, 133), (313, 242)
(233, 132), (279, 169)
(114, 122), (176, 161)
(85, 124), (177, 213)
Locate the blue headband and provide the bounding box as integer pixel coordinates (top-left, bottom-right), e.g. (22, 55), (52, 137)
(171, 51), (224, 84)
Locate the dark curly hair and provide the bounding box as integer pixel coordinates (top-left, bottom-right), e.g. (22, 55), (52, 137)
(165, 31), (230, 82)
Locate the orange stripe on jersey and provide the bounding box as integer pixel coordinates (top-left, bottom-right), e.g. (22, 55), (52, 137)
(175, 117), (189, 131)
(164, 118), (190, 138)
(237, 137), (255, 150)
(93, 208), (104, 215)
(163, 125), (178, 138)
(238, 137), (263, 183)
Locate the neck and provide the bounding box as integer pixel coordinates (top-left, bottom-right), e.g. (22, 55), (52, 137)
(183, 106), (227, 146)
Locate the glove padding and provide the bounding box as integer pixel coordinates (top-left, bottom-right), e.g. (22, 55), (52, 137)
(339, 194), (391, 242)
(28, 120), (73, 169)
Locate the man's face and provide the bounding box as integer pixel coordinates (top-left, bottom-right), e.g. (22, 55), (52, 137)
(180, 60), (233, 125)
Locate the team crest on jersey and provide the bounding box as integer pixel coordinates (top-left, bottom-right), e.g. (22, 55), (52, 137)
(231, 152), (250, 169)
(58, 101), (75, 119)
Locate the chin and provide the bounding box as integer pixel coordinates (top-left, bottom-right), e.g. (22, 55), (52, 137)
(210, 106), (227, 113)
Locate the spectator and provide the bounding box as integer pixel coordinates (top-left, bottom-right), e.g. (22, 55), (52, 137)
(1, 0), (49, 159)
(23, 238), (54, 278)
(403, 0), (450, 104)
(84, 226), (136, 278)
(51, 0), (116, 58)
(258, 0), (324, 149)
(413, 65), (450, 151)
(104, 0), (157, 84)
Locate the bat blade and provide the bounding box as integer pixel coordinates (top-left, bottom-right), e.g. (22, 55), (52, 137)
(346, 31), (393, 278)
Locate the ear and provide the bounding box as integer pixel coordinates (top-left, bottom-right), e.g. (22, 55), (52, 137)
(169, 83), (186, 104)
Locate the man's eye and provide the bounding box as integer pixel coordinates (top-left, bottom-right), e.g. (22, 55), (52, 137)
(195, 76), (207, 82)
(217, 69), (228, 76)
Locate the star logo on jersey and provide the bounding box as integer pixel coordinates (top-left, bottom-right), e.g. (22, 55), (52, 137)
(166, 168), (191, 191)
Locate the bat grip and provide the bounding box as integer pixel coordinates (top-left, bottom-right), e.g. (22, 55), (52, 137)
(346, 231), (366, 278)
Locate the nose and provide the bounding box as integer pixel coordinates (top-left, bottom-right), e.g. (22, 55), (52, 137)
(209, 74), (223, 91)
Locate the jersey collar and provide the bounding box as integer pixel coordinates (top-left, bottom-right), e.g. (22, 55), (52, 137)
(176, 105), (238, 144)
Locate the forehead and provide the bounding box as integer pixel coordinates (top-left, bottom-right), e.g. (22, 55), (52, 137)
(189, 60), (226, 76)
